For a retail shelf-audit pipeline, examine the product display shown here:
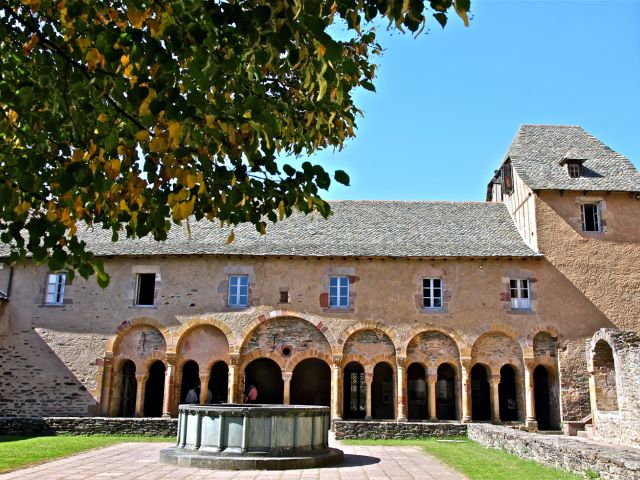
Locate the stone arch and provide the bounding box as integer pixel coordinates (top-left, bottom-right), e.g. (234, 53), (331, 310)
(591, 339), (618, 411)
(240, 310), (338, 353)
(337, 322), (399, 356)
(175, 324), (230, 371)
(524, 325), (561, 358)
(107, 317), (170, 355)
(171, 317), (237, 354)
(468, 323), (523, 355)
(400, 324), (467, 357)
(532, 331), (559, 371)
(239, 316), (332, 373)
(111, 322), (167, 372)
(286, 349), (333, 373)
(342, 328), (396, 368)
(405, 330), (461, 370)
(471, 331), (524, 372)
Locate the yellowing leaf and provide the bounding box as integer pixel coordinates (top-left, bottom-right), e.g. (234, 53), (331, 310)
(127, 8), (147, 28)
(167, 121), (182, 149)
(185, 173), (196, 189)
(149, 135), (168, 152)
(6, 109), (18, 124)
(14, 201), (31, 215)
(454, 0), (470, 27)
(227, 230), (235, 244)
(97, 113), (108, 122)
(135, 130), (150, 142)
(77, 37), (91, 53)
(120, 54), (130, 67)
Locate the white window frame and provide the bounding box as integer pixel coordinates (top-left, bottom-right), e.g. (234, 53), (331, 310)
(329, 276), (349, 308)
(422, 278), (443, 309)
(45, 273), (66, 305)
(581, 202), (601, 232)
(228, 274), (249, 307)
(510, 279), (531, 310)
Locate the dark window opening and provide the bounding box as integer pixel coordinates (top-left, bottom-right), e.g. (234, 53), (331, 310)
(501, 163), (513, 195)
(279, 290), (289, 303)
(567, 162), (581, 178)
(581, 203), (601, 232)
(136, 273), (156, 306)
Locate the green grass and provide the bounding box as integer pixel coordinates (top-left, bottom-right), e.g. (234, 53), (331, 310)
(342, 438), (581, 480)
(0, 435), (174, 473)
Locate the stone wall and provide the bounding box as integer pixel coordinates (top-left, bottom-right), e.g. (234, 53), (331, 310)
(588, 329), (640, 447)
(333, 421), (467, 440)
(468, 424), (640, 480)
(0, 416), (177, 436)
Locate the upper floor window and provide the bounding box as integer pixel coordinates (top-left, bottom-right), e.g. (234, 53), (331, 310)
(501, 163), (513, 195)
(45, 273), (66, 304)
(510, 279), (530, 310)
(329, 276), (349, 308)
(422, 278), (442, 309)
(567, 162), (581, 178)
(581, 202), (601, 232)
(228, 274), (249, 307)
(136, 273), (156, 306)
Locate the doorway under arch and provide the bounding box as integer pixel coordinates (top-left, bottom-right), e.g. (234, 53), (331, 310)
(534, 365), (560, 430)
(291, 358), (331, 406)
(244, 358), (283, 404)
(180, 360), (200, 403)
(407, 363), (427, 420)
(343, 362), (366, 419)
(119, 360), (137, 417)
(436, 363), (456, 420)
(499, 364), (518, 421)
(208, 361), (229, 404)
(372, 362), (394, 420)
(471, 364), (490, 421)
(144, 360), (165, 417)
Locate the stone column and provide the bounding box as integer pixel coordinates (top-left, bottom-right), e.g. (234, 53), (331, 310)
(460, 359), (472, 423)
(331, 357), (342, 420)
(282, 372), (293, 405)
(490, 374), (501, 422)
(427, 373), (438, 422)
(396, 357), (407, 421)
(162, 354), (176, 417)
(228, 355), (239, 403)
(99, 353), (113, 416)
(365, 370), (374, 420)
(524, 359), (537, 428)
(134, 372), (148, 417)
(199, 373), (210, 405)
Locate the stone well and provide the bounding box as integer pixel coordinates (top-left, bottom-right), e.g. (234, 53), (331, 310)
(159, 404), (343, 469)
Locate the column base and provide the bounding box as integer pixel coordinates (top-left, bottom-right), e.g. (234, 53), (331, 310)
(429, 417), (438, 422)
(365, 416), (372, 421)
(397, 416), (408, 422)
(525, 418), (538, 430)
(461, 416), (473, 423)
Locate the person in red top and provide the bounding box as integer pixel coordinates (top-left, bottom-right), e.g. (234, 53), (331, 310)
(246, 384), (258, 404)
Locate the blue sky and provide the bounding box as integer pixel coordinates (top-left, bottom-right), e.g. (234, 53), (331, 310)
(308, 0), (640, 201)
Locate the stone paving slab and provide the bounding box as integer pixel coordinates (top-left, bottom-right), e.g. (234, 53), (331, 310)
(0, 442), (466, 480)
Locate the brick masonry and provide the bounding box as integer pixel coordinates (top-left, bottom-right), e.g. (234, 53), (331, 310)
(0, 416), (177, 437)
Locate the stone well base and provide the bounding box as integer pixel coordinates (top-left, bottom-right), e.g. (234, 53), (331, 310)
(159, 447), (344, 470)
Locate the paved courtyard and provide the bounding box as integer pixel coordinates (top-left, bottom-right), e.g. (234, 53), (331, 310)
(0, 441), (465, 480)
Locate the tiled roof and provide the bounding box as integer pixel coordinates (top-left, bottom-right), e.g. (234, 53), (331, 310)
(0, 202), (538, 259)
(505, 125), (640, 191)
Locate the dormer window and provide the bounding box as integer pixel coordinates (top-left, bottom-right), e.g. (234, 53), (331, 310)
(567, 162), (581, 178)
(501, 163), (513, 195)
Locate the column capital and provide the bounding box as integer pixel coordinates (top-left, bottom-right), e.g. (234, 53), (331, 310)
(460, 357), (473, 371)
(282, 372), (293, 383)
(365, 372), (374, 383)
(427, 375), (438, 384)
(135, 373), (148, 383)
(332, 355), (343, 365)
(199, 373), (210, 382)
(524, 357), (536, 371)
(396, 356), (407, 368)
(229, 354), (240, 366)
(490, 374), (501, 384)
(165, 352), (177, 366)
(103, 352), (113, 362)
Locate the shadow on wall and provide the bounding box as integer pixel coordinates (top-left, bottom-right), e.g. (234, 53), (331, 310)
(0, 329), (97, 416)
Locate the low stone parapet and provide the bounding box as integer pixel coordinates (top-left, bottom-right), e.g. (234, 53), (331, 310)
(468, 424), (640, 480)
(333, 421), (467, 440)
(0, 417), (177, 437)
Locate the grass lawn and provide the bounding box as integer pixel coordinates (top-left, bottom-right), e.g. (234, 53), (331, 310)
(342, 438), (582, 480)
(0, 435), (174, 473)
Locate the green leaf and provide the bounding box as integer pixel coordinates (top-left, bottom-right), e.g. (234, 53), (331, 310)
(334, 170), (350, 186)
(433, 12), (448, 28)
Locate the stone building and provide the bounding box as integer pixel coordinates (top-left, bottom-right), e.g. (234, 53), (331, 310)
(0, 125), (638, 435)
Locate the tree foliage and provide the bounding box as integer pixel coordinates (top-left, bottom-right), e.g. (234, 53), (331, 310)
(0, 0), (470, 285)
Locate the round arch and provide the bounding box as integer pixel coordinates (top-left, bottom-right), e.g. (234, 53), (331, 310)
(400, 325), (467, 357)
(106, 317), (170, 355)
(337, 322), (399, 356)
(171, 318), (237, 355)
